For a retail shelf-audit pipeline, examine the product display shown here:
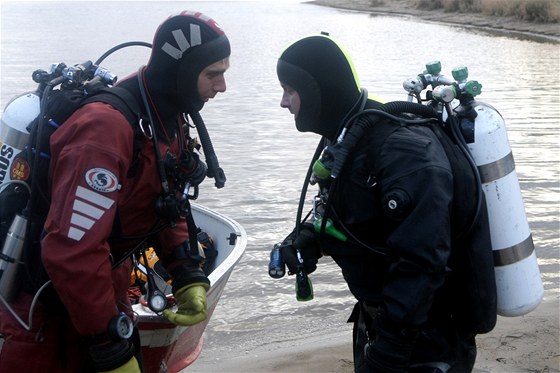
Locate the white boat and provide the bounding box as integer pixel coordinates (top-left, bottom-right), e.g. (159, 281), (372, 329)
(132, 203), (247, 373)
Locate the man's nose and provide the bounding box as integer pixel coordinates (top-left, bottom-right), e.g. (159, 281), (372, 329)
(214, 76), (227, 93)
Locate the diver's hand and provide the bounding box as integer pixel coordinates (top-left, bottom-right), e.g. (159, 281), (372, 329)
(163, 282), (209, 326)
(281, 223), (322, 275)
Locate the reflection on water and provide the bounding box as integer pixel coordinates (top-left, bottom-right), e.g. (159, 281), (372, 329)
(1, 0), (558, 360)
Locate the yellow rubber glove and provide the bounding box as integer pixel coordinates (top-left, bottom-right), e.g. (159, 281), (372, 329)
(100, 356), (140, 373)
(163, 282), (209, 326)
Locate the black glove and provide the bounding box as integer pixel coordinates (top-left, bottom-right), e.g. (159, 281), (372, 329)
(280, 223), (322, 275)
(365, 312), (419, 372)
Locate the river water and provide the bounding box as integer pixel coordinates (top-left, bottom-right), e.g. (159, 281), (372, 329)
(1, 0), (558, 369)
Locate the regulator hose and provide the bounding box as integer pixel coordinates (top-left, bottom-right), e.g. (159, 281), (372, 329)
(190, 111), (226, 188)
(330, 101), (440, 178)
(379, 100), (440, 120)
(95, 41), (152, 65)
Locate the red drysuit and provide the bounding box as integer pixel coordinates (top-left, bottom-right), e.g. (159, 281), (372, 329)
(0, 102), (190, 371)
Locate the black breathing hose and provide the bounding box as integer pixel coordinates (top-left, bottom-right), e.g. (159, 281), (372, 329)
(294, 139), (326, 235)
(95, 41), (152, 65)
(189, 111), (226, 189)
(330, 101), (440, 178)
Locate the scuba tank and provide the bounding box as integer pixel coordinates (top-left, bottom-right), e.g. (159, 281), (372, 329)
(0, 92), (40, 190)
(0, 92), (39, 303)
(0, 212), (28, 302)
(403, 61), (543, 317)
(465, 100), (543, 316)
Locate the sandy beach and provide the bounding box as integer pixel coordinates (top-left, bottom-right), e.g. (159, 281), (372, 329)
(189, 2), (559, 372)
(190, 299), (559, 372)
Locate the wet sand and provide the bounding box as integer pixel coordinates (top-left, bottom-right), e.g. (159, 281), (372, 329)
(189, 299), (559, 372)
(189, 2), (559, 372)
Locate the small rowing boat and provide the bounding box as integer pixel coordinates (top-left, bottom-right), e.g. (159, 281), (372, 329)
(132, 203), (246, 373)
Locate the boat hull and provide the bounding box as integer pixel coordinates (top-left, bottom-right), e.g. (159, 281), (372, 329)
(133, 204), (246, 373)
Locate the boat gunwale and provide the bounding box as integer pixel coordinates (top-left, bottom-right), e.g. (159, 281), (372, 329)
(133, 203), (247, 323)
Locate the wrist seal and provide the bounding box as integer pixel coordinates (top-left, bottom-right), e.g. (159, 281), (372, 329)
(170, 264), (210, 293)
(168, 241), (207, 265)
(89, 339), (135, 372)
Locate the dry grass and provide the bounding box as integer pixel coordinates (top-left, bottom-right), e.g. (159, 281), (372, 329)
(410, 0), (560, 22)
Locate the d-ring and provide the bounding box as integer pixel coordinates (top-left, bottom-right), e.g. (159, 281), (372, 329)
(138, 118), (153, 139)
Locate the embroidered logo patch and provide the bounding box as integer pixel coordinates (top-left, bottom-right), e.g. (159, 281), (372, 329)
(85, 168), (119, 193)
(10, 158), (31, 181)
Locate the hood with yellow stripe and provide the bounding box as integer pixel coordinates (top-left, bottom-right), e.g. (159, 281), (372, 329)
(277, 33), (363, 141)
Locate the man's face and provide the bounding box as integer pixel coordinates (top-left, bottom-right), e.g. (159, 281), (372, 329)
(197, 57), (230, 102)
(280, 83), (301, 119)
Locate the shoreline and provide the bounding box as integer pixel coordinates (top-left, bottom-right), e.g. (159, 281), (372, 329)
(189, 298), (560, 372)
(311, 0), (560, 43)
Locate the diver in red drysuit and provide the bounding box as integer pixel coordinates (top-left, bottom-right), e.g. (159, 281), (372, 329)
(0, 10), (230, 373)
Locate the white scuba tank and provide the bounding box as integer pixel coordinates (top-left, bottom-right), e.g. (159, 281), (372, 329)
(464, 101), (544, 317)
(408, 62), (544, 317)
(0, 91), (40, 191)
(0, 92), (40, 302)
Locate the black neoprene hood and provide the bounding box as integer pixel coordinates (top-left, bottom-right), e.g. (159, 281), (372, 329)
(145, 11), (231, 114)
(277, 34), (362, 140)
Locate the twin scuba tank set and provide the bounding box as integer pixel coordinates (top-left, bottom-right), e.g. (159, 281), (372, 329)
(269, 60), (544, 318)
(0, 41), (226, 325)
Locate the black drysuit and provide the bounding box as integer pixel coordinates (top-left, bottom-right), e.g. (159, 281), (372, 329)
(277, 34), (496, 372)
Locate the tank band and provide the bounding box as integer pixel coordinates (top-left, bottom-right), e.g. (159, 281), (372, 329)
(493, 234), (534, 267)
(0, 123), (29, 150)
(478, 151), (515, 184)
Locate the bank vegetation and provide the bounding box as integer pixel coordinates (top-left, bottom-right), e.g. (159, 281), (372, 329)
(407, 0), (559, 22)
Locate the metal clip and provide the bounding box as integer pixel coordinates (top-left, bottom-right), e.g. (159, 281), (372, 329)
(138, 118), (153, 139)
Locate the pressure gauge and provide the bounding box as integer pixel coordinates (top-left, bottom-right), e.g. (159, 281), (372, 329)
(148, 289), (168, 313)
(108, 312), (134, 340)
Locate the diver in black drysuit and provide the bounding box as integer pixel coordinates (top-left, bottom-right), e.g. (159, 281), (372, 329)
(276, 34), (497, 372)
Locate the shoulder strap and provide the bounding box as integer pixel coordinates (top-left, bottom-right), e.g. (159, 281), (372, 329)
(82, 86), (145, 178)
(81, 86), (142, 125)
